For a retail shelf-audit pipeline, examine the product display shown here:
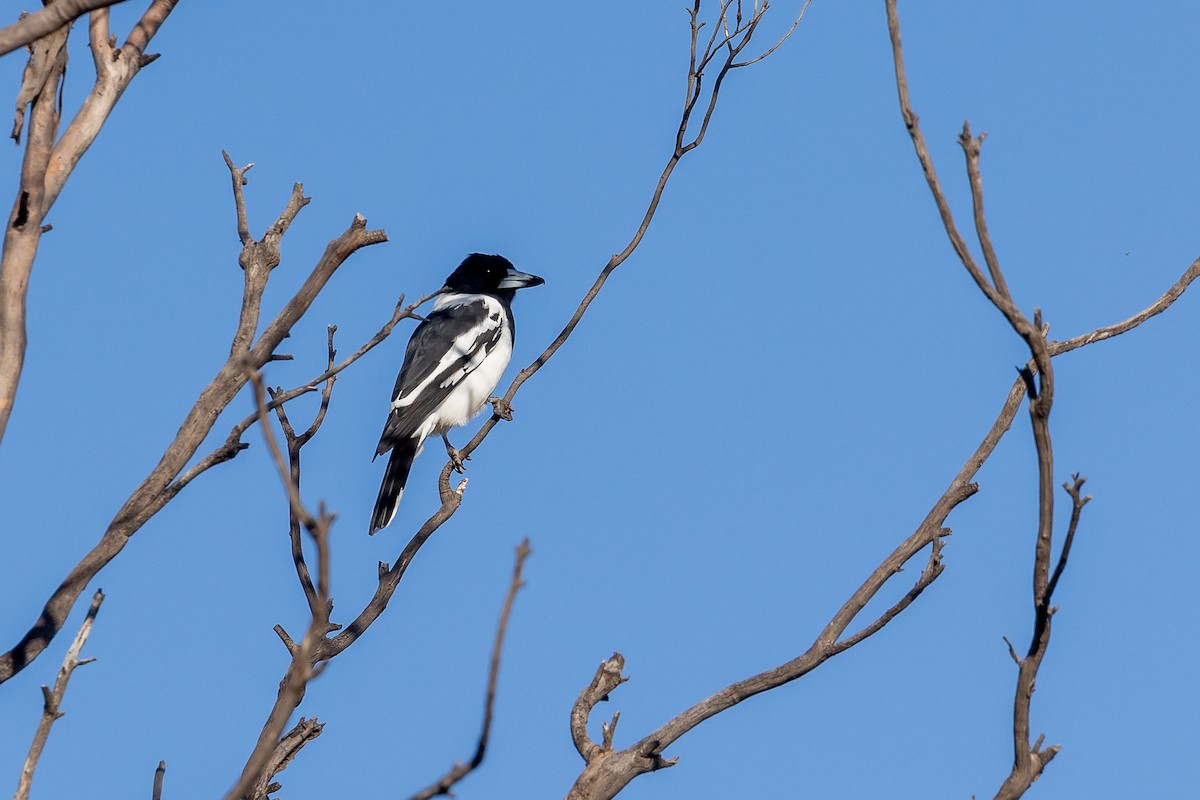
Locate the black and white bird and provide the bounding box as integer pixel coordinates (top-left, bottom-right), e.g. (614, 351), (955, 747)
(369, 253), (544, 533)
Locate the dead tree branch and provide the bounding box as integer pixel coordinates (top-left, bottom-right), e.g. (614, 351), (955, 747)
(0, 0), (127, 59)
(557, 3), (1199, 791)
(559, 238), (1195, 795)
(225, 373), (337, 800)
(169, 291), (436, 509)
(407, 538), (533, 800)
(269, 326), (341, 616)
(557, 257), (1197, 800)
(0, 159), (387, 684)
(13, 590), (105, 800)
(0, 0), (181, 443)
(247, 718), (323, 800)
(882, 1), (1129, 794)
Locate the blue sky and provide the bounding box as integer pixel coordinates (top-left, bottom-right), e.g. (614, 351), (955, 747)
(1, 2), (1197, 798)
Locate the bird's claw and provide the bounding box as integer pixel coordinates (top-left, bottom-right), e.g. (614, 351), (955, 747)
(443, 443), (470, 473)
(489, 396), (514, 421)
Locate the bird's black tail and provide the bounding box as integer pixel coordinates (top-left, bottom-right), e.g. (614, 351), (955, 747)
(369, 437), (420, 534)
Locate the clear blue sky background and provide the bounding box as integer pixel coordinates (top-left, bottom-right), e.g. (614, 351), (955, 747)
(1, 2), (1197, 798)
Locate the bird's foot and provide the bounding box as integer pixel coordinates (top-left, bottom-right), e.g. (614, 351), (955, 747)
(442, 435), (470, 473)
(489, 396), (514, 421)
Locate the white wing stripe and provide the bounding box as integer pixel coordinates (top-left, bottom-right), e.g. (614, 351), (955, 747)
(391, 300), (502, 410)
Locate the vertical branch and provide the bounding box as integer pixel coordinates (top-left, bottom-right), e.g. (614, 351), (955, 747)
(994, 476), (1090, 800)
(884, 2), (1092, 796)
(406, 539), (533, 800)
(269, 324), (338, 615)
(225, 373), (336, 800)
(14, 590), (105, 800)
(0, 0), (181, 444)
(0, 20), (68, 444)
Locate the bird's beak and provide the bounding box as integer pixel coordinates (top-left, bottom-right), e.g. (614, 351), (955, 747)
(497, 269), (545, 290)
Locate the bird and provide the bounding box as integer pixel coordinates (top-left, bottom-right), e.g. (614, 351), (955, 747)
(369, 253), (544, 533)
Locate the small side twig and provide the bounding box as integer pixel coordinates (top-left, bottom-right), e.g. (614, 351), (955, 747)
(1047, 475), (1090, 601)
(407, 538), (533, 800)
(570, 653), (629, 764)
(247, 717), (324, 800)
(14, 590), (105, 800)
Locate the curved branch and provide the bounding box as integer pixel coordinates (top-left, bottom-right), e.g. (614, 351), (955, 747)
(561, 233), (1199, 799)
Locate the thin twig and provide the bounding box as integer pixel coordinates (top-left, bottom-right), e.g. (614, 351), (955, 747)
(407, 539), (533, 800)
(267, 324), (343, 617)
(14, 591), (105, 800)
(166, 292), (431, 511)
(884, 3), (1073, 795)
(451, 0), (791, 483)
(1047, 475), (1090, 601)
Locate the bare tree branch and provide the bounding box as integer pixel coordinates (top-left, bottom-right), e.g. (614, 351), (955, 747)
(570, 654), (629, 765)
(0, 2), (96, 59)
(167, 291), (435, 508)
(882, 2), (1122, 795)
(225, 373), (336, 800)
(557, 3), (1200, 791)
(0, 0), (128, 59)
(268, 327), (340, 616)
(0, 21), (67, 442)
(0, 0), (180, 444)
(1050, 257), (1200, 353)
(248, 718), (324, 800)
(13, 590), (105, 800)
(0, 162), (386, 684)
(407, 538), (533, 800)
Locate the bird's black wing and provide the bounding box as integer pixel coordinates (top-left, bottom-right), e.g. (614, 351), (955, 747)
(375, 298), (504, 454)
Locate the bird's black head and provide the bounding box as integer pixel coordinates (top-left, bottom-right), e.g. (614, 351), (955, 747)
(443, 253), (544, 297)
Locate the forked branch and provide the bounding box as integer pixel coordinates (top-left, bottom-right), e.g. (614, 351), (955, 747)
(225, 373), (336, 800)
(0, 160), (387, 684)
